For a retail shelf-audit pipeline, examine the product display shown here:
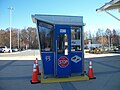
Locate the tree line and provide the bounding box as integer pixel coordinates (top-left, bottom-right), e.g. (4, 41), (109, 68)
(0, 27), (120, 50)
(84, 28), (120, 48)
(0, 27), (38, 49)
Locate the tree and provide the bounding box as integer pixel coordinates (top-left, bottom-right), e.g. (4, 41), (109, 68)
(112, 29), (119, 46)
(96, 29), (103, 44)
(11, 29), (18, 48)
(96, 29), (108, 48)
(27, 27), (38, 49)
(20, 28), (29, 49)
(0, 27), (39, 49)
(0, 29), (10, 47)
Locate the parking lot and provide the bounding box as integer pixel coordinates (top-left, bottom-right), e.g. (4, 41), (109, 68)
(0, 50), (120, 90)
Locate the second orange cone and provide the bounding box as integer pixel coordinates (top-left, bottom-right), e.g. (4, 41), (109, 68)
(36, 58), (41, 75)
(30, 61), (40, 84)
(88, 59), (96, 79)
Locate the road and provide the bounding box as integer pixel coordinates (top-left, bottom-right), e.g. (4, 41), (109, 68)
(0, 50), (120, 90)
(0, 49), (119, 60)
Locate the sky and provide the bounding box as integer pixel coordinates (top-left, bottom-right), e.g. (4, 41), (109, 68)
(0, 0), (120, 34)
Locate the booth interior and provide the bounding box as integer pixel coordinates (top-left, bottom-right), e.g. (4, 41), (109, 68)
(32, 14), (89, 82)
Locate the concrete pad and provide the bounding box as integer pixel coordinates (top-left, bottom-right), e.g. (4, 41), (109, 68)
(41, 74), (89, 83)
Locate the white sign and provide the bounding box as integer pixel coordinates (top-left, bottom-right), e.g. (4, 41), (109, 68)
(65, 42), (68, 46)
(71, 55), (81, 63)
(60, 29), (66, 33)
(45, 56), (51, 61)
(71, 40), (81, 45)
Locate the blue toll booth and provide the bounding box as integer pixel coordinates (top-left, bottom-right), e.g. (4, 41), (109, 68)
(32, 14), (88, 82)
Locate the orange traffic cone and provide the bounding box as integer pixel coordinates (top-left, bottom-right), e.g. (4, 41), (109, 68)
(30, 61), (40, 84)
(36, 58), (41, 75)
(88, 59), (96, 79)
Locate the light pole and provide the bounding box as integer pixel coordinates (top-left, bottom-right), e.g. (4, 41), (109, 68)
(18, 29), (19, 49)
(108, 34), (110, 50)
(8, 7), (14, 53)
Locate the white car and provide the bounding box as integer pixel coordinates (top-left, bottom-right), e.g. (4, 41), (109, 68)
(0, 46), (10, 53)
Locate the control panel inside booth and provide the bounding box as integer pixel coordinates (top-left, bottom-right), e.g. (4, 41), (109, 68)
(32, 15), (84, 78)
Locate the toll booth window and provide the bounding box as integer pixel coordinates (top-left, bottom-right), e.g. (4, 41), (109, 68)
(71, 27), (81, 51)
(38, 24), (54, 52)
(58, 34), (68, 54)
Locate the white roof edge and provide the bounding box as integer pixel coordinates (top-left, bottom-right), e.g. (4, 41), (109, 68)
(31, 14), (84, 26)
(96, 0), (120, 12)
(31, 15), (37, 23)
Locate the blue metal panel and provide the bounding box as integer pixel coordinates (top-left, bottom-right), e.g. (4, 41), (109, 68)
(55, 25), (71, 77)
(71, 52), (82, 73)
(56, 54), (71, 77)
(41, 52), (54, 75)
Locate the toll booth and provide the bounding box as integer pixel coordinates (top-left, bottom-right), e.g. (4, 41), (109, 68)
(32, 14), (88, 82)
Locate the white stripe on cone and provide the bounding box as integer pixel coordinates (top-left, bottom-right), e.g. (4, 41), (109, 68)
(33, 64), (36, 68)
(33, 68), (37, 72)
(90, 61), (92, 65)
(89, 66), (92, 68)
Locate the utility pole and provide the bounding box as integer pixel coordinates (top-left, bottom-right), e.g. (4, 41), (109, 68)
(8, 7), (14, 53)
(102, 33), (104, 50)
(18, 29), (19, 49)
(108, 34), (111, 50)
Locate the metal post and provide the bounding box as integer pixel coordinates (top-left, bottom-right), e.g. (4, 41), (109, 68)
(8, 7), (14, 53)
(105, 11), (120, 22)
(81, 26), (84, 75)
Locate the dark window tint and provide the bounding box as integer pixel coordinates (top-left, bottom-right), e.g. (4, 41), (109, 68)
(38, 21), (54, 52)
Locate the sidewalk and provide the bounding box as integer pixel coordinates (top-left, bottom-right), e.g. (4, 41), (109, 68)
(84, 53), (120, 58)
(0, 50), (41, 60)
(0, 56), (40, 60)
(0, 55), (120, 90)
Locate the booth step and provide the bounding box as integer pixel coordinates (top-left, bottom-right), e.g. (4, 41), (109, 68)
(40, 73), (89, 84)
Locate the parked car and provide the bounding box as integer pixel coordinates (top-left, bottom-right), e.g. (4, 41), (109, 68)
(0, 46), (10, 53)
(117, 45), (120, 50)
(12, 48), (18, 52)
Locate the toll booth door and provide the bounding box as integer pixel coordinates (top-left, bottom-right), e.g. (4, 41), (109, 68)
(55, 25), (71, 77)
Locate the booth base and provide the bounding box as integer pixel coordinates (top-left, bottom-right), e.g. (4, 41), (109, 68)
(40, 73), (89, 83)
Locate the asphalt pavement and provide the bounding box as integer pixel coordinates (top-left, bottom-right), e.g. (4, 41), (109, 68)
(0, 50), (120, 90)
(0, 54), (120, 90)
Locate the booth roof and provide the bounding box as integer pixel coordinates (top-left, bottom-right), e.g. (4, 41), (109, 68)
(32, 14), (84, 26)
(96, 0), (120, 12)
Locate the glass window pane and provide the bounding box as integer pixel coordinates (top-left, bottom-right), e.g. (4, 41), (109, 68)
(38, 22), (53, 52)
(71, 27), (81, 51)
(58, 34), (68, 54)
